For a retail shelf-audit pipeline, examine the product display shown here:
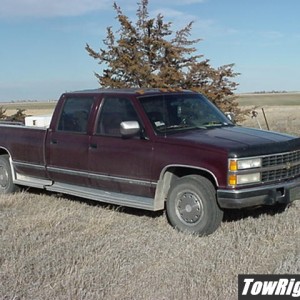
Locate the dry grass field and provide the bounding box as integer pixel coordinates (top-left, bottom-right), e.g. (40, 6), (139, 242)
(1, 93), (300, 299)
(238, 92), (300, 136)
(1, 193), (299, 299)
(1, 101), (56, 117)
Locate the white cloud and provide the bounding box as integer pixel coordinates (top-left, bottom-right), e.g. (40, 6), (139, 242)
(151, 7), (199, 26)
(0, 0), (208, 20)
(0, 0), (112, 18)
(150, 6), (238, 39)
(152, 8), (190, 18)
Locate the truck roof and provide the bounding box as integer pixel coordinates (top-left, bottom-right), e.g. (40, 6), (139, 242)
(67, 88), (195, 96)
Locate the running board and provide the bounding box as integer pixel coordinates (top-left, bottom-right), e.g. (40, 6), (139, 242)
(45, 182), (157, 211)
(14, 173), (52, 189)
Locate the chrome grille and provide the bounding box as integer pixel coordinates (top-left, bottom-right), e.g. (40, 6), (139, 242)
(262, 150), (300, 167)
(261, 150), (300, 183)
(262, 164), (300, 182)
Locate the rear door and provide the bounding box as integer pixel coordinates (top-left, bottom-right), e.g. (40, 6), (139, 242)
(46, 95), (96, 186)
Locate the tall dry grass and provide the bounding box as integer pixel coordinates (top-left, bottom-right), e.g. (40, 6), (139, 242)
(240, 106), (300, 136)
(237, 92), (300, 136)
(1, 191), (299, 300)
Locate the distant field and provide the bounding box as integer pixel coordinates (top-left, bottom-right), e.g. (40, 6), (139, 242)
(2, 92), (300, 113)
(236, 93), (300, 136)
(237, 92), (300, 106)
(0, 101), (56, 116)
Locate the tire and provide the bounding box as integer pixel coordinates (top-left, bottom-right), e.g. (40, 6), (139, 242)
(166, 175), (223, 236)
(0, 155), (18, 194)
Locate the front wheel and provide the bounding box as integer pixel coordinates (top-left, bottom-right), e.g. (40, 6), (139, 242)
(0, 155), (19, 194)
(166, 175), (223, 236)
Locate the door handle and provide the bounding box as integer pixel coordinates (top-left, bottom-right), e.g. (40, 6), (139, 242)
(89, 143), (97, 149)
(51, 139), (58, 144)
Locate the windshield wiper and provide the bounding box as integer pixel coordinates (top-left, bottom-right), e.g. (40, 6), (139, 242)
(156, 124), (197, 132)
(201, 121), (231, 128)
(165, 124), (191, 129)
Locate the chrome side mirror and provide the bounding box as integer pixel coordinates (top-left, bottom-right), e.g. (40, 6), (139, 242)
(120, 121), (140, 137)
(225, 112), (235, 123)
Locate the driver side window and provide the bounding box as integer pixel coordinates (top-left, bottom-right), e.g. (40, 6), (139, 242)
(97, 97), (140, 137)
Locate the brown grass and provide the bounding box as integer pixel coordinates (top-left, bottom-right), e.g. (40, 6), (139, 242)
(240, 106), (300, 136)
(1, 192), (299, 299)
(0, 101), (56, 116)
(1, 95), (300, 299)
(237, 92), (300, 136)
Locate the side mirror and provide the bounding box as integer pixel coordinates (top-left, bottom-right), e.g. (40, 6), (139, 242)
(120, 121), (140, 138)
(225, 112), (235, 123)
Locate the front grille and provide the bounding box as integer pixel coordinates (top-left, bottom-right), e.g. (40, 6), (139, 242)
(262, 164), (300, 182)
(261, 150), (300, 183)
(262, 150), (300, 167)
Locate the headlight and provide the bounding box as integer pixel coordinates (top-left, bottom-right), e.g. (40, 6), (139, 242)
(228, 157), (262, 186)
(229, 158), (262, 171)
(229, 173), (261, 186)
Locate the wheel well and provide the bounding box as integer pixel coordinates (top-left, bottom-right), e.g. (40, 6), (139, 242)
(0, 148), (9, 156)
(154, 166), (218, 210)
(166, 166), (217, 188)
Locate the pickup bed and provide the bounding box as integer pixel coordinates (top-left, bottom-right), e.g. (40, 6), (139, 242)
(1, 88), (300, 235)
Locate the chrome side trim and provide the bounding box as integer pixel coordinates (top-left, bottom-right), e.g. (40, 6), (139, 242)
(13, 160), (46, 171)
(89, 172), (157, 187)
(46, 182), (158, 211)
(47, 166), (157, 188)
(47, 166), (88, 177)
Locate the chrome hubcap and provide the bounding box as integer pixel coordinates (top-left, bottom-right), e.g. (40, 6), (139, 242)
(176, 192), (203, 225)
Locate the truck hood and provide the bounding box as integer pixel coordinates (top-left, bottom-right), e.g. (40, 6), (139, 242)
(168, 125), (300, 157)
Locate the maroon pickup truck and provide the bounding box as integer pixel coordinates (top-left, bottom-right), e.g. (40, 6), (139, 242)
(1, 89), (300, 235)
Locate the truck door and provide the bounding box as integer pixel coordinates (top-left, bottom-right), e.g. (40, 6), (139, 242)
(88, 96), (155, 197)
(46, 96), (96, 186)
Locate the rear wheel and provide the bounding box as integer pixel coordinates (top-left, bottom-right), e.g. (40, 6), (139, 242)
(166, 175), (223, 236)
(0, 155), (18, 194)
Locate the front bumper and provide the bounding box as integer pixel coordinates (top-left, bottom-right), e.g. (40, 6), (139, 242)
(217, 177), (300, 209)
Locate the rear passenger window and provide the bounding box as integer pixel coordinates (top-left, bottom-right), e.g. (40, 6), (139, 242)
(57, 97), (94, 133)
(97, 97), (139, 137)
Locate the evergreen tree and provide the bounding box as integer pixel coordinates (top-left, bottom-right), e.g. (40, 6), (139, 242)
(0, 107), (7, 120)
(9, 108), (27, 123)
(86, 0), (246, 120)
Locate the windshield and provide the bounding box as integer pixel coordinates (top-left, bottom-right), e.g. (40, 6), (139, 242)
(139, 93), (233, 134)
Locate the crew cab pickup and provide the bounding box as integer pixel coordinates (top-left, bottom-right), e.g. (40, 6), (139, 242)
(1, 89), (300, 235)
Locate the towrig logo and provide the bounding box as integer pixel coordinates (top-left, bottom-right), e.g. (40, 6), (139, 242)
(238, 275), (300, 299)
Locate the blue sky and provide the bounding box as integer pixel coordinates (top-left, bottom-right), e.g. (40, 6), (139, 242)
(0, 0), (299, 101)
